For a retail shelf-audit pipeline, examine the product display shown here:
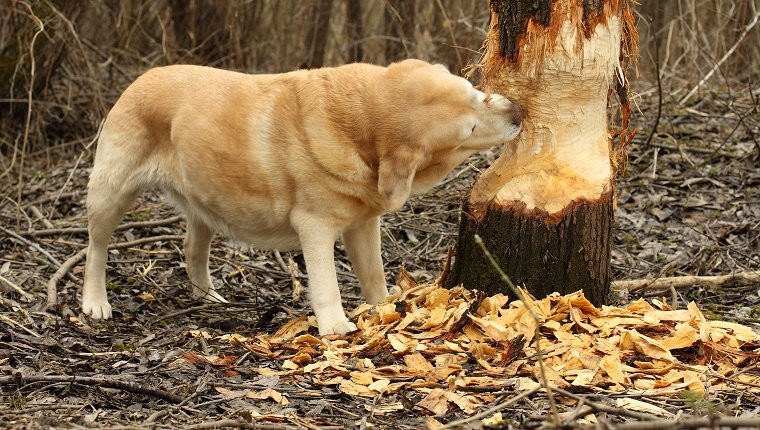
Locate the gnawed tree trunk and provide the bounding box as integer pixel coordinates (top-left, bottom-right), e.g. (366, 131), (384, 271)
(449, 0), (637, 305)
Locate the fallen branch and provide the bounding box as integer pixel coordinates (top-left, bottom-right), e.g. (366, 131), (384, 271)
(0, 373), (184, 404)
(47, 247), (87, 305)
(28, 215), (183, 237)
(47, 235), (184, 305)
(439, 386), (541, 430)
(580, 416), (760, 430)
(612, 271), (760, 292)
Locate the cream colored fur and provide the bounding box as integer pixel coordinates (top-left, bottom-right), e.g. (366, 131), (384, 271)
(82, 59), (522, 335)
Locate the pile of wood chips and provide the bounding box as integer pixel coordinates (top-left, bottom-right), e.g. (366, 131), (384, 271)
(207, 269), (760, 420)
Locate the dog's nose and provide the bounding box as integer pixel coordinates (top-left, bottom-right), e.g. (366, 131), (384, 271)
(508, 104), (524, 125)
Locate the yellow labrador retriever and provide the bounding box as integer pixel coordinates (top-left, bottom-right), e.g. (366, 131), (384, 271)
(82, 59), (523, 335)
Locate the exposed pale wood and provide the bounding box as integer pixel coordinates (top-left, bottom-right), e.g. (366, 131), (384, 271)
(472, 1), (624, 214)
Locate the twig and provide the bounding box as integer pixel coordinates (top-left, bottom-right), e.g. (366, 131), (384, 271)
(473, 234), (559, 425)
(0, 374), (184, 404)
(47, 235), (184, 305)
(649, 142), (738, 158)
(679, 11), (760, 106)
(46, 247), (87, 305)
(439, 386), (541, 430)
(435, 245), (453, 286)
(0, 274), (34, 301)
(28, 215), (183, 237)
(612, 271), (760, 292)
(9, 2), (44, 223)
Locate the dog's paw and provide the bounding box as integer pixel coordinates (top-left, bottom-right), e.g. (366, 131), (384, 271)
(192, 287), (228, 304)
(318, 318), (358, 336)
(82, 298), (112, 320)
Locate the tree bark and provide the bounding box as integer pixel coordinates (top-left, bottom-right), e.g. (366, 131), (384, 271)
(449, 0), (636, 305)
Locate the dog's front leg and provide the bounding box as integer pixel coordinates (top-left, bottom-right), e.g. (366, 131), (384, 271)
(343, 216), (389, 305)
(294, 214), (357, 336)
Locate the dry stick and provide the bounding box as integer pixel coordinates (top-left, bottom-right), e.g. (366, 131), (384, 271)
(439, 386), (541, 430)
(679, 10), (760, 106)
(580, 416), (760, 430)
(434, 0), (464, 69)
(473, 234), (560, 425)
(0, 313), (41, 337)
(47, 235), (184, 305)
(612, 271), (760, 292)
(0, 374), (183, 404)
(46, 247), (86, 305)
(28, 215), (184, 237)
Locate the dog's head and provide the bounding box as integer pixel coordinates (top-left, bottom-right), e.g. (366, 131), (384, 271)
(376, 59), (523, 211)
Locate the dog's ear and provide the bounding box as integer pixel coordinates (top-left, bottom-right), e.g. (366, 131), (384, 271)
(377, 148), (423, 212)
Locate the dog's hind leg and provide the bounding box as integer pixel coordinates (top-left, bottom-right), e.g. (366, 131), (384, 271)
(343, 216), (389, 305)
(82, 169), (140, 319)
(184, 216), (227, 303)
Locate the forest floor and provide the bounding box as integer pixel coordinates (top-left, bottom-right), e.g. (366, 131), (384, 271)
(0, 84), (758, 429)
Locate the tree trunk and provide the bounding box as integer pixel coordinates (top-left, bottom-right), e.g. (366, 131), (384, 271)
(449, 0), (636, 305)
(344, 0), (364, 63)
(302, 0), (333, 69)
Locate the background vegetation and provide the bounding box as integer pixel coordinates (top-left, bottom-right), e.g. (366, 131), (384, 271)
(1, 0), (757, 181)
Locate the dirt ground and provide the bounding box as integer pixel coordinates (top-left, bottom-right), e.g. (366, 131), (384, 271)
(0, 83), (758, 429)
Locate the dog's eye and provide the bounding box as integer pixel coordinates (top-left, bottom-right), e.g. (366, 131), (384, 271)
(471, 124), (476, 133)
